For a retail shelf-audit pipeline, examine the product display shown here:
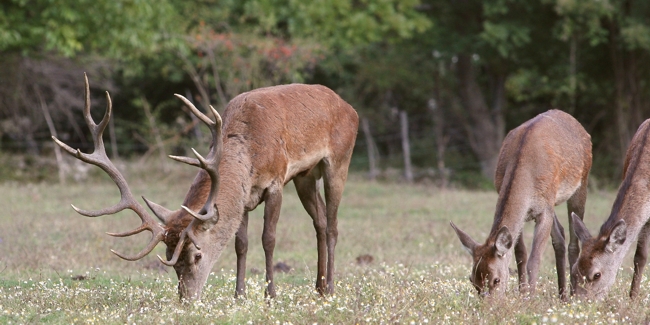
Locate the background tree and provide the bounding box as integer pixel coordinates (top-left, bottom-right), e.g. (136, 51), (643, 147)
(3, 0), (650, 187)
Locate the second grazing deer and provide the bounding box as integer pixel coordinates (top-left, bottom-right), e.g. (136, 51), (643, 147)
(53, 75), (359, 300)
(572, 118), (650, 299)
(450, 109), (592, 298)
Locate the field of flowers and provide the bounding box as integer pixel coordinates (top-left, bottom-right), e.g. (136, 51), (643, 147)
(1, 163), (649, 324)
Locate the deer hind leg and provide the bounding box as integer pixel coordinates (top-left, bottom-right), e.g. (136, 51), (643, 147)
(527, 207), (554, 294)
(514, 234), (528, 293)
(235, 212), (249, 298)
(262, 186), (283, 298)
(322, 160), (351, 294)
(293, 174), (328, 295)
(630, 222), (650, 299)
(567, 181), (587, 295)
(551, 212), (567, 300)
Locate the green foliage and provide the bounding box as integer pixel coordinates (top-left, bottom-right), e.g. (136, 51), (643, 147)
(621, 19), (650, 50)
(0, 0), (180, 58)
(236, 0), (431, 49)
(551, 0), (612, 45)
(4, 0), (650, 184)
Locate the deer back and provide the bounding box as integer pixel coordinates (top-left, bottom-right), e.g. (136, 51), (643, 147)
(492, 109), (591, 235)
(222, 84), (358, 184)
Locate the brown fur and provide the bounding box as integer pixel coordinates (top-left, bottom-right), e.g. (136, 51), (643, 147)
(56, 78), (358, 301)
(452, 109), (592, 299)
(572, 119), (650, 299)
(165, 84), (359, 299)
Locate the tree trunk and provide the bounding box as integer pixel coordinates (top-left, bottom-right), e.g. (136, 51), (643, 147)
(456, 54), (504, 182)
(569, 34), (577, 115)
(141, 96), (168, 172)
(361, 117), (380, 180)
(608, 6), (643, 169)
(431, 60), (449, 188)
(36, 85), (67, 184)
(109, 116), (119, 159)
(430, 97), (449, 188)
(400, 110), (414, 183)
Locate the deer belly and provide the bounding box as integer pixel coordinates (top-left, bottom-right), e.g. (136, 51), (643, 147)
(283, 151), (326, 182)
(554, 180), (581, 205)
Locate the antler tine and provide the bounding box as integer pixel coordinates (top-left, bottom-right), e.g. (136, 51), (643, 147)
(52, 75), (168, 262)
(168, 154), (200, 168)
(173, 95), (223, 224)
(111, 231), (166, 261)
(173, 94), (218, 127)
(157, 95), (223, 263)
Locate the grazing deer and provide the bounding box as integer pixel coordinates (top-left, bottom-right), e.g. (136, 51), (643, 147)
(450, 109), (592, 298)
(53, 75), (359, 300)
(572, 119), (650, 299)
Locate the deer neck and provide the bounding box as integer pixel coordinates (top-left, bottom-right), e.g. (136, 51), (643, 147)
(599, 129), (650, 259)
(489, 169), (533, 241)
(601, 181), (650, 259)
(175, 142), (252, 247)
(211, 145), (253, 240)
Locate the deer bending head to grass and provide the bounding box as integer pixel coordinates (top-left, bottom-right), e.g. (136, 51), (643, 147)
(450, 110), (592, 299)
(53, 74), (359, 300)
(571, 119), (650, 300)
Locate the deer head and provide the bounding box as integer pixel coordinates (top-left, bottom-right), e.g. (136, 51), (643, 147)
(450, 222), (513, 297)
(52, 75), (224, 300)
(570, 212), (627, 299)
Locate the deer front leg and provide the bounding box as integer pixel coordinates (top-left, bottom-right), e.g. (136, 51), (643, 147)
(262, 187), (283, 298)
(567, 183), (586, 295)
(514, 234), (528, 293)
(527, 208), (554, 294)
(551, 212), (567, 300)
(235, 212), (249, 298)
(630, 222), (650, 299)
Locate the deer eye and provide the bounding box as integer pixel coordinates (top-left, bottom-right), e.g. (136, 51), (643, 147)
(593, 272), (601, 280)
(493, 278), (500, 285)
(195, 252), (202, 261)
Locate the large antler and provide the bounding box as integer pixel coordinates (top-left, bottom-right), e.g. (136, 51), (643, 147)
(159, 94), (223, 266)
(52, 74), (168, 261)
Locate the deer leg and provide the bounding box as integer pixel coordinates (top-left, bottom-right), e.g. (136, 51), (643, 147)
(527, 208), (554, 294)
(262, 187), (283, 298)
(514, 234), (528, 292)
(551, 212), (567, 300)
(294, 175), (328, 295)
(235, 212), (249, 298)
(567, 182), (587, 295)
(630, 222), (650, 299)
(322, 164), (349, 295)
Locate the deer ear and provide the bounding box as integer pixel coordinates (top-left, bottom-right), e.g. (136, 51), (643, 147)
(571, 212), (592, 243)
(450, 221), (478, 255)
(605, 220), (627, 253)
(495, 226), (512, 257)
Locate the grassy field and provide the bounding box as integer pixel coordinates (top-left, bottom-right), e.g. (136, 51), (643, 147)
(1, 162), (648, 324)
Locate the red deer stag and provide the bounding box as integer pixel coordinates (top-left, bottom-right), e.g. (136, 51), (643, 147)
(450, 109), (592, 298)
(571, 119), (650, 299)
(53, 75), (359, 300)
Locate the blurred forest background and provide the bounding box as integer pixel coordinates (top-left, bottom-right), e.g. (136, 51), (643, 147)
(1, 0), (650, 188)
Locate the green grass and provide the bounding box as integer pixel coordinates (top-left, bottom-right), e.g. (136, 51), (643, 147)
(1, 162), (649, 324)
